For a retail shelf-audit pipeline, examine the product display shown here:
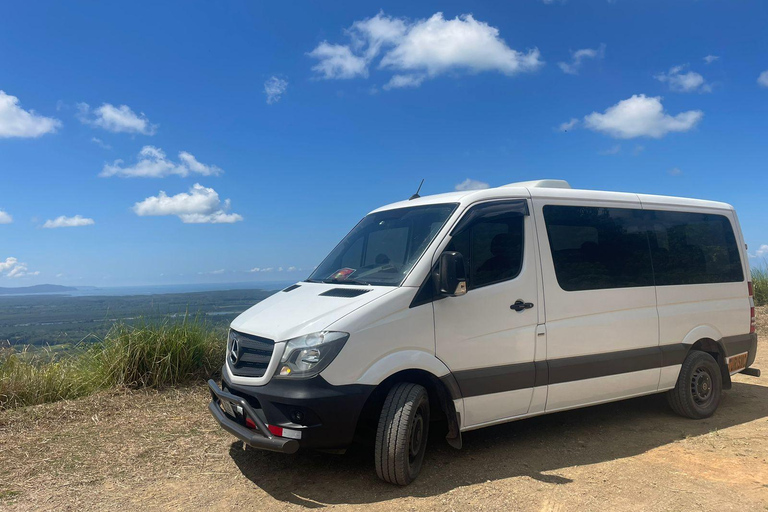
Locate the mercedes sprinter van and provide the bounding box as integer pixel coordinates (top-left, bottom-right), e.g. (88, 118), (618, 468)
(208, 179), (758, 485)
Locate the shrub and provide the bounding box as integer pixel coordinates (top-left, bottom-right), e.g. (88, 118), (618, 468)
(753, 265), (768, 307)
(0, 317), (225, 410)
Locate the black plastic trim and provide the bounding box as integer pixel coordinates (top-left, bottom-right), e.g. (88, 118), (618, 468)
(319, 288), (371, 298)
(282, 284), (301, 292)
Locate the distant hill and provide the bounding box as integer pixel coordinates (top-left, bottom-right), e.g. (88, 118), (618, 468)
(0, 284), (78, 295)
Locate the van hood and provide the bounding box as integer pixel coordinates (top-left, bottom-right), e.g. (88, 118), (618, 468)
(229, 282), (396, 342)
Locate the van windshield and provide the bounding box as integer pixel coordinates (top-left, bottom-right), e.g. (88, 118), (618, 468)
(308, 203), (457, 287)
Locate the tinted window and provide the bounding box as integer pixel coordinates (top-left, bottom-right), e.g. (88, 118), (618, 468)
(543, 205), (654, 291)
(446, 209), (524, 289)
(649, 211), (743, 285)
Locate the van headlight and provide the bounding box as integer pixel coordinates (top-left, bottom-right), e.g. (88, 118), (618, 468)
(276, 331), (349, 379)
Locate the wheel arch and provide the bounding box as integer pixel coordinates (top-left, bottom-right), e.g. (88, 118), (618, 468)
(356, 367), (463, 449)
(687, 337), (732, 390)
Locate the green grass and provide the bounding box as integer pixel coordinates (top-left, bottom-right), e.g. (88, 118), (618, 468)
(0, 317), (225, 410)
(753, 265), (768, 307)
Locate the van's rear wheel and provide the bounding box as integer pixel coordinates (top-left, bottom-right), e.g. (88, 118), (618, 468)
(375, 382), (430, 485)
(667, 350), (722, 419)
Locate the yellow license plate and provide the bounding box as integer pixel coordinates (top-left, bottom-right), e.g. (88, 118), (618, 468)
(728, 352), (748, 374)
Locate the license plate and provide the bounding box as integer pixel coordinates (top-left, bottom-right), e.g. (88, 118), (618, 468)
(728, 352), (748, 374)
(220, 400), (235, 417)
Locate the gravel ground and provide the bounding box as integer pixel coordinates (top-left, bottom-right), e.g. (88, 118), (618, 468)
(1, 308), (767, 511)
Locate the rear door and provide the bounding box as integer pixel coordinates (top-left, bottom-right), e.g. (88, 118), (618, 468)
(434, 200), (542, 428)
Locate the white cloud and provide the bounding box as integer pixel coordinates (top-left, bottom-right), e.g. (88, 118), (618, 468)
(598, 144), (621, 155)
(632, 144), (645, 156)
(583, 94), (703, 139)
(42, 215), (95, 229)
(0, 210), (12, 224)
(455, 178), (490, 191)
(287, 266), (297, 272)
(758, 71), (768, 88)
(264, 77), (288, 104)
(0, 90), (61, 138)
(132, 183), (243, 224)
(383, 74), (426, 90)
(750, 244), (768, 259)
(308, 12), (542, 89)
(668, 167), (683, 176)
(654, 65), (711, 93)
(91, 137), (111, 149)
(558, 44), (605, 75)
(101, 146), (223, 178)
(308, 43), (369, 79)
(703, 55), (719, 64)
(0, 257), (39, 278)
(249, 267), (274, 273)
(558, 118), (578, 132)
(77, 102), (157, 135)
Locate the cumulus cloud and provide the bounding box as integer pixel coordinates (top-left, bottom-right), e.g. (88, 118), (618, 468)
(132, 183), (243, 224)
(750, 244), (768, 259)
(703, 55), (719, 64)
(758, 71), (768, 88)
(0, 91), (61, 138)
(101, 146), (223, 178)
(0, 210), (12, 224)
(249, 267), (274, 273)
(558, 44), (605, 75)
(308, 11), (542, 89)
(558, 118), (578, 132)
(77, 102), (157, 135)
(655, 65), (711, 93)
(0, 257), (39, 278)
(42, 215), (95, 229)
(583, 94), (703, 139)
(264, 77), (288, 104)
(455, 178), (490, 191)
(91, 137), (111, 149)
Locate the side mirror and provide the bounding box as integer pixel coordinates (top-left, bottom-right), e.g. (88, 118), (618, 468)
(438, 251), (467, 297)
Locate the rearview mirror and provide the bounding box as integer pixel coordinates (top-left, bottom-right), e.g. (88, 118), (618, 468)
(438, 251), (467, 297)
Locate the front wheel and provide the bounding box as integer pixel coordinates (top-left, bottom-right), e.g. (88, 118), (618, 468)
(375, 382), (430, 485)
(667, 350), (722, 419)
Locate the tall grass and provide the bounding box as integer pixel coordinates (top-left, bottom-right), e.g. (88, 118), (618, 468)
(0, 317), (225, 410)
(753, 265), (768, 307)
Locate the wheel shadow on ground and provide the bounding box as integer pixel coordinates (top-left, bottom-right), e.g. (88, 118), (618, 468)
(229, 379), (767, 508)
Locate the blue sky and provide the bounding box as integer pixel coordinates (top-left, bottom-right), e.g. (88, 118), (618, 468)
(1, 0), (767, 287)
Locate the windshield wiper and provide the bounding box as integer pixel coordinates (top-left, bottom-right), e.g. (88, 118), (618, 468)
(322, 277), (369, 286)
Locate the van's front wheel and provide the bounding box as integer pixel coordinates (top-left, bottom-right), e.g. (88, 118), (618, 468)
(667, 350), (722, 419)
(375, 382), (430, 485)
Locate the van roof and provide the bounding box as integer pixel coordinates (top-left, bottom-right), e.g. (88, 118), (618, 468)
(371, 179), (734, 213)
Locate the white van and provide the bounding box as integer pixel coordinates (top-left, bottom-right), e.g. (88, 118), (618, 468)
(208, 179), (759, 485)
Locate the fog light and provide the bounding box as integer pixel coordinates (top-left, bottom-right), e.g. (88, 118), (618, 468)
(280, 366), (292, 376)
(291, 410), (304, 424)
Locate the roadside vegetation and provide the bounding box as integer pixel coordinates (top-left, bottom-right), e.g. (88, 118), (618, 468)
(753, 265), (767, 306)
(0, 318), (224, 410)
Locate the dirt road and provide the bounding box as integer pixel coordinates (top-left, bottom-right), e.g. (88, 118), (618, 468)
(2, 310), (767, 511)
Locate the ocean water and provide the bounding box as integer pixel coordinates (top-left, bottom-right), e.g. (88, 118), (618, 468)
(15, 281), (296, 297)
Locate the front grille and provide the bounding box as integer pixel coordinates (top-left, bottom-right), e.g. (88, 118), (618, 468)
(228, 329), (275, 378)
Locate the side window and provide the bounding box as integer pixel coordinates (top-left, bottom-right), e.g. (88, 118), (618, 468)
(543, 205), (654, 291)
(649, 211), (744, 285)
(446, 211), (524, 290)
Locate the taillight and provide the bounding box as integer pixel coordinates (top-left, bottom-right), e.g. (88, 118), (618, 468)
(749, 281), (756, 334)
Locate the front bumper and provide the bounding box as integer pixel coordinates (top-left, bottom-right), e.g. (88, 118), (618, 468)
(208, 379), (299, 453)
(209, 370), (374, 451)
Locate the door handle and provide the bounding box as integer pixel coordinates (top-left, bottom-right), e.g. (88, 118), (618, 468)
(511, 300), (534, 312)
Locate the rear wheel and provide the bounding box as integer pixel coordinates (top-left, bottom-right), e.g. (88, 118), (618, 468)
(375, 382), (430, 485)
(667, 350), (722, 419)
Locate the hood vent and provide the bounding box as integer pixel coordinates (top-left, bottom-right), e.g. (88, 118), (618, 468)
(282, 284), (301, 293)
(320, 288), (371, 298)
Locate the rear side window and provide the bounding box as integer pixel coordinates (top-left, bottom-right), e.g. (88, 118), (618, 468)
(543, 205), (654, 291)
(648, 211), (743, 285)
(446, 209), (524, 290)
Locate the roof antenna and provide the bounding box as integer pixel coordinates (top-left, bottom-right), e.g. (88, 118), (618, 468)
(409, 179), (424, 200)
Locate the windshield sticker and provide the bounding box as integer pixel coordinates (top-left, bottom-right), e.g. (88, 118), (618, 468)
(329, 268), (356, 281)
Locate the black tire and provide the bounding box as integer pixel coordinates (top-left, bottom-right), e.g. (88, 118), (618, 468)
(667, 350), (722, 419)
(375, 382), (430, 485)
